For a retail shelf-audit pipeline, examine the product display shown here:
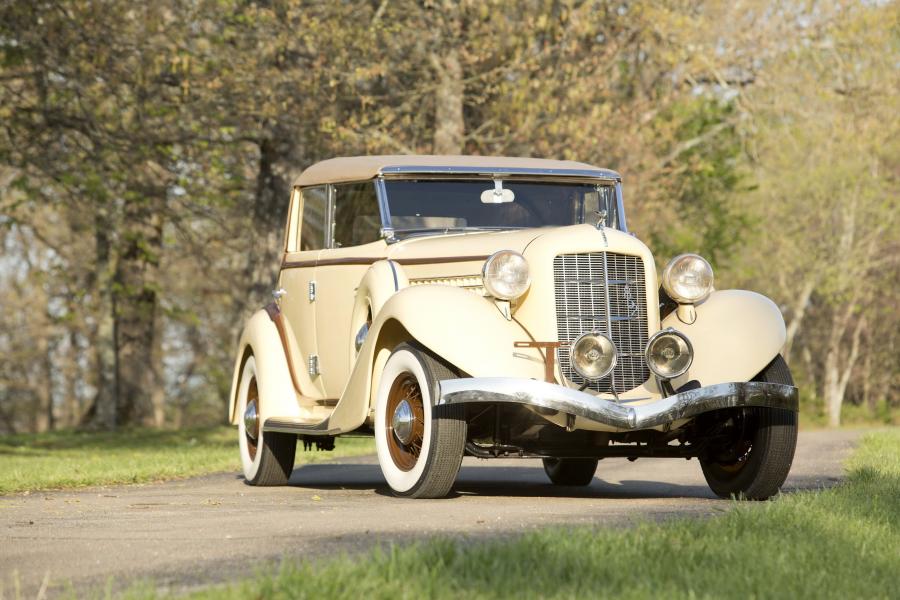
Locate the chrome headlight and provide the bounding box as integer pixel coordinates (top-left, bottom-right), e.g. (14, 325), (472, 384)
(645, 329), (693, 380)
(482, 250), (531, 300)
(661, 254), (714, 304)
(570, 332), (617, 381)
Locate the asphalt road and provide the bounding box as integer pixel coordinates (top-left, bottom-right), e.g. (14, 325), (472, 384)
(1, 429), (862, 597)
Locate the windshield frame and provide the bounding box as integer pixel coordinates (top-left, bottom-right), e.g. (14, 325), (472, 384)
(375, 175), (628, 242)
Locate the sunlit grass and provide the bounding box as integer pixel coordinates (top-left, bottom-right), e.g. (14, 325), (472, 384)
(163, 429), (899, 600)
(0, 427), (374, 495)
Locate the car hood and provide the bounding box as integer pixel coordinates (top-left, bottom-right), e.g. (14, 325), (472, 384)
(384, 228), (542, 261)
(385, 224), (652, 267)
(385, 224), (659, 352)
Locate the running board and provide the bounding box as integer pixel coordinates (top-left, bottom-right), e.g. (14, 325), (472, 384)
(263, 417), (341, 436)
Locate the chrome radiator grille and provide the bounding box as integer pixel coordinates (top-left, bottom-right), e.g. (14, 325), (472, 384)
(553, 252), (650, 393)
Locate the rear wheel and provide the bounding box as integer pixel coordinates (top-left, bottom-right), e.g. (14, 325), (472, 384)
(542, 458), (598, 486)
(375, 343), (466, 498)
(238, 355), (297, 486)
(699, 355), (798, 500)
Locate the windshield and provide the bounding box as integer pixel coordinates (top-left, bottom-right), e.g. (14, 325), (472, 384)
(383, 179), (619, 237)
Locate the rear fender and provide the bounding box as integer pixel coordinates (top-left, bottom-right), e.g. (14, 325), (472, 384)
(227, 308), (306, 425)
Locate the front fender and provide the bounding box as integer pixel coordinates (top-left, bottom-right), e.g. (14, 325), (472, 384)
(372, 285), (546, 380)
(348, 260), (410, 368)
(662, 289), (787, 389)
(330, 285), (546, 432)
(227, 309), (304, 425)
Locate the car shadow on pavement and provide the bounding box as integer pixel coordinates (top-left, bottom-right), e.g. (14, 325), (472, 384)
(287, 462), (720, 500)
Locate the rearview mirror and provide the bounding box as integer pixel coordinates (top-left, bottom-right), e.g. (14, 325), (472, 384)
(480, 180), (515, 204)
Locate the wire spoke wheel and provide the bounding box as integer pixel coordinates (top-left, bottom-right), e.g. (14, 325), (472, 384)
(385, 373), (426, 471)
(374, 343), (467, 498)
(245, 378), (260, 462)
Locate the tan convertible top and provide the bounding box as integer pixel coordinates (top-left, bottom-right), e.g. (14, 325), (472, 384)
(293, 155), (621, 187)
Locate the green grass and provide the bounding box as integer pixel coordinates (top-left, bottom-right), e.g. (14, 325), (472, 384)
(799, 399), (900, 429)
(0, 427), (375, 495)
(163, 430), (898, 600)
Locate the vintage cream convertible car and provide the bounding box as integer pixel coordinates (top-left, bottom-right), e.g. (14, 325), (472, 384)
(229, 155), (798, 499)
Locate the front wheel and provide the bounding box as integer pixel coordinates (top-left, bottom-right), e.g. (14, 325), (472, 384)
(542, 458), (598, 486)
(237, 354), (296, 486)
(699, 355), (798, 500)
(375, 343), (466, 498)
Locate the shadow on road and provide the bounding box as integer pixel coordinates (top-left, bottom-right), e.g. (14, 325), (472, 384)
(286, 462), (720, 500)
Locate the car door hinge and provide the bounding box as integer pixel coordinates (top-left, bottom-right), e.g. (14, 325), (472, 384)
(308, 354), (320, 376)
(308, 281), (317, 301)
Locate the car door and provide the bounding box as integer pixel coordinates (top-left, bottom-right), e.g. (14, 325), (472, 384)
(279, 184), (328, 399)
(313, 181), (386, 398)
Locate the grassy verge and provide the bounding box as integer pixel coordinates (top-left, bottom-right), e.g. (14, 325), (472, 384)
(166, 430), (898, 600)
(0, 427), (374, 495)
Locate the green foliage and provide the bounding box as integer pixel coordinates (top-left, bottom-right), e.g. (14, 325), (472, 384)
(0, 0), (897, 431)
(647, 97), (749, 266)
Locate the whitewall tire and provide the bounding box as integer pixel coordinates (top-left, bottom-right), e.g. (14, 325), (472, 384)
(375, 343), (466, 498)
(237, 354), (296, 486)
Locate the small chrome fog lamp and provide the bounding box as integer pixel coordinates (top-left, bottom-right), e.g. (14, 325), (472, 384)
(570, 332), (617, 381)
(645, 328), (693, 380)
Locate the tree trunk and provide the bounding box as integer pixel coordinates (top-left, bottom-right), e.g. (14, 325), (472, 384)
(33, 332), (53, 433)
(113, 191), (165, 427)
(784, 276), (816, 359)
(431, 49), (465, 155)
(246, 133), (297, 305)
(64, 330), (81, 427)
(151, 315), (166, 427)
(823, 348), (843, 428)
(823, 308), (865, 427)
(85, 207), (119, 429)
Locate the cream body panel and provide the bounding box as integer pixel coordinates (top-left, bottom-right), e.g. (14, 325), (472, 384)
(278, 251), (326, 398)
(662, 289), (786, 389)
(227, 310), (331, 426)
(514, 225), (660, 391)
(349, 260), (410, 369)
(314, 241), (388, 397)
(328, 284), (547, 432)
(387, 229), (538, 260)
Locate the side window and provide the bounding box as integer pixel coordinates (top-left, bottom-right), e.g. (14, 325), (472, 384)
(333, 182), (382, 248)
(300, 186), (328, 251)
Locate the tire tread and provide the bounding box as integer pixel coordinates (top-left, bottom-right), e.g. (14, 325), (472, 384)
(700, 355), (798, 500)
(395, 343), (466, 499)
(250, 431), (297, 486)
(542, 458), (598, 486)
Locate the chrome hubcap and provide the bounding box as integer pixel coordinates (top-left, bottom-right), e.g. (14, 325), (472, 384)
(243, 400), (259, 440)
(391, 399), (415, 445)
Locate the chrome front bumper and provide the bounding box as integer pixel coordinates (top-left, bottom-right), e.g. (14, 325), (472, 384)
(437, 378), (798, 431)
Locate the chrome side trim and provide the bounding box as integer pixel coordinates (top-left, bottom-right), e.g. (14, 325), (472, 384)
(615, 182), (628, 233)
(374, 177), (396, 243)
(326, 183), (335, 248)
(601, 250), (615, 390)
(438, 378), (798, 431)
(387, 259), (399, 291)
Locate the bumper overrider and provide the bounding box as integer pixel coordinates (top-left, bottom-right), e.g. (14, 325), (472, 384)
(437, 378), (799, 431)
